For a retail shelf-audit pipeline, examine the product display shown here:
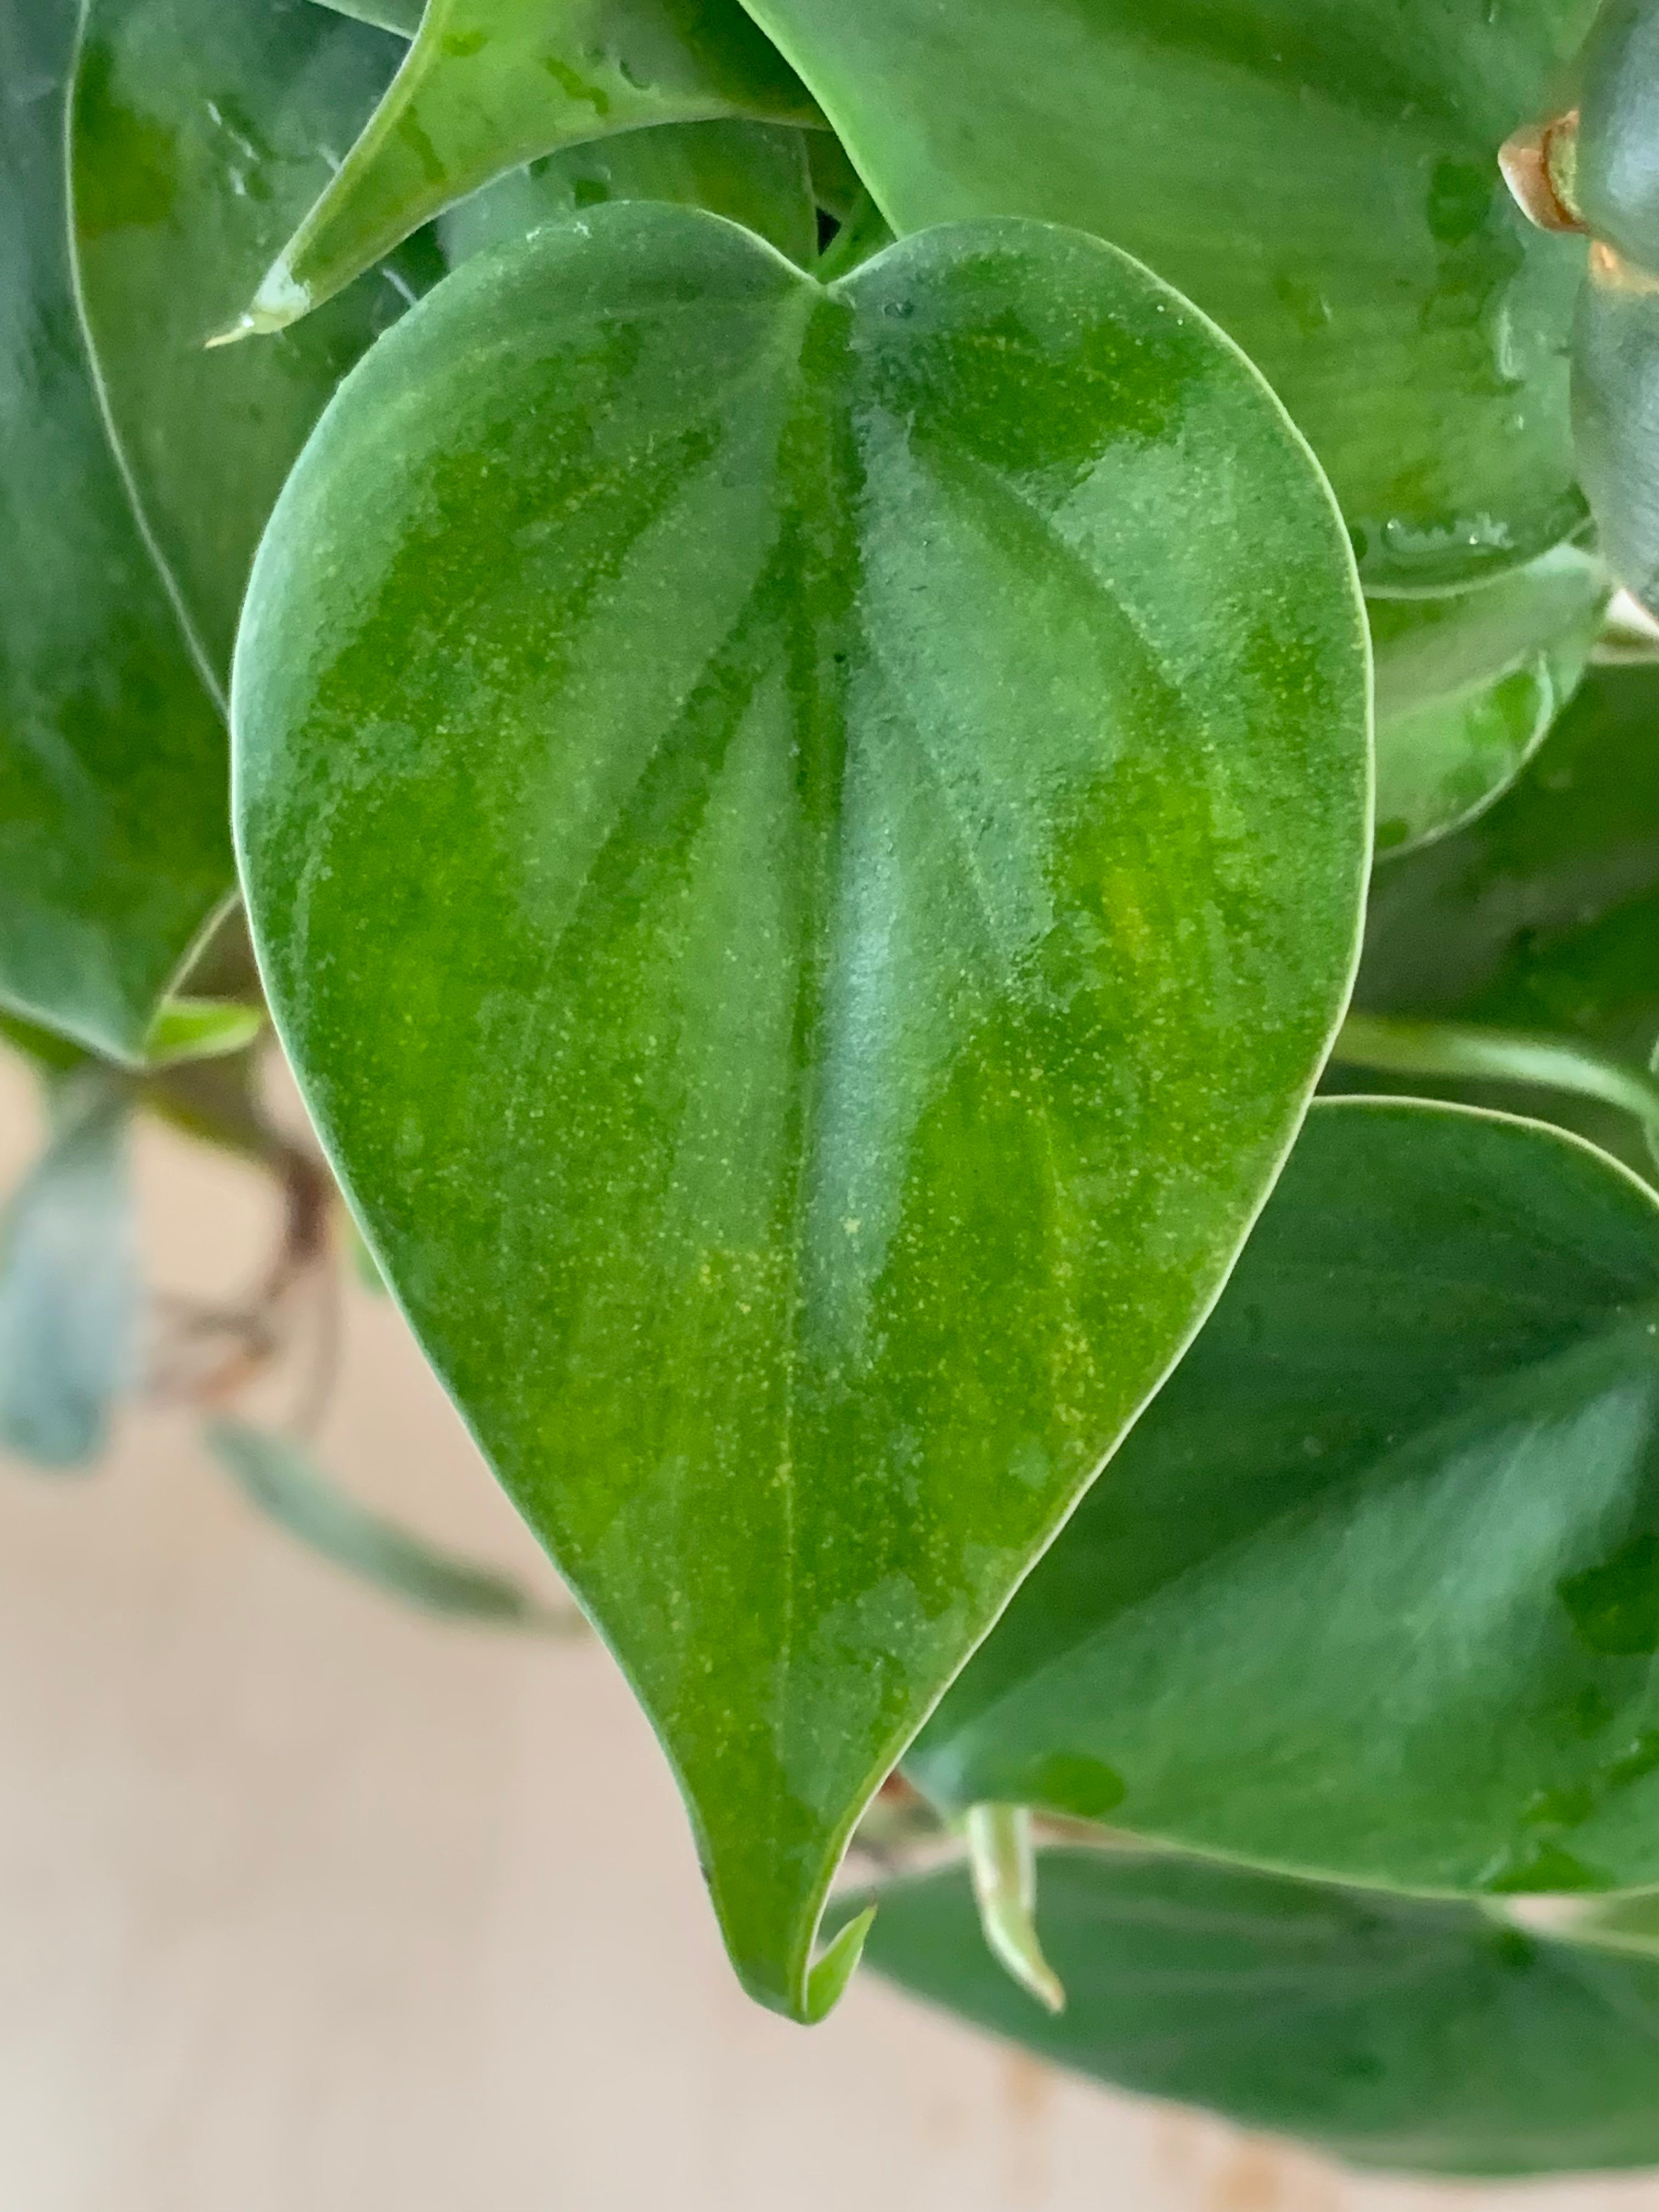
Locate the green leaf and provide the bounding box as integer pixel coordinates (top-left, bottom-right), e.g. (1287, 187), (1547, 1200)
(233, 0), (822, 334)
(1574, 0), (1659, 273)
(71, 0), (437, 687)
(851, 1846), (1659, 2177)
(0, 1077), (138, 1471)
(1572, 242), (1659, 614)
(803, 1905), (874, 2024)
(736, 0), (1596, 592)
(439, 122), (817, 270)
(1369, 545), (1608, 855)
(0, 1014), (94, 1082)
(1334, 1012), (1659, 1170)
(311, 0), (424, 32)
(908, 1099), (1659, 1894)
(205, 1418), (567, 1625)
(1352, 661), (1659, 1173)
(142, 998), (265, 1068)
(0, 0), (232, 1060)
(963, 1802), (1065, 2013)
(232, 205), (1370, 2017)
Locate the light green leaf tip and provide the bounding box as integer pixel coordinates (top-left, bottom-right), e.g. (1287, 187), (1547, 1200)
(805, 1905), (875, 2024)
(143, 997), (265, 1069)
(965, 1803), (1065, 2013)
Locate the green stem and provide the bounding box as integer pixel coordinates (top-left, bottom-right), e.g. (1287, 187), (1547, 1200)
(1334, 1013), (1659, 1167)
(964, 1803), (1066, 2013)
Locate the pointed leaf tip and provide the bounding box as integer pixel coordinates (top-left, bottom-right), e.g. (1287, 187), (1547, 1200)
(143, 998), (264, 1068)
(966, 1804), (1066, 2015)
(211, 262), (311, 348)
(804, 1906), (875, 2024)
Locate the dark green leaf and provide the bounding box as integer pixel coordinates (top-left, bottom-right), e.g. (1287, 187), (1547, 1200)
(205, 1417), (565, 1624)
(1351, 661), (1659, 1174)
(0, 0), (232, 1059)
(737, 0), (1596, 591)
(0, 1077), (138, 1470)
(909, 1099), (1659, 1894)
(1369, 545), (1607, 854)
(853, 1846), (1659, 2177)
(233, 205), (1369, 2016)
(439, 121), (817, 270)
(1573, 244), (1659, 613)
(234, 0), (822, 333)
(71, 0), (436, 686)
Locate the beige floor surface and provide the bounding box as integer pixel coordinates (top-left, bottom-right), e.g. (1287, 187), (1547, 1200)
(0, 1061), (1655, 2212)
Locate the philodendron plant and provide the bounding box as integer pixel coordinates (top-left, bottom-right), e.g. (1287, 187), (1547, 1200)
(12, 0), (1659, 2170)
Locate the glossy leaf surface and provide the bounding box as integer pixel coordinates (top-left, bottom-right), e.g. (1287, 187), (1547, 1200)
(239, 0), (820, 331)
(72, 0), (433, 685)
(206, 1419), (563, 1624)
(0, 1079), (138, 1470)
(1369, 546), (1607, 853)
(1573, 245), (1659, 614)
(853, 1848), (1659, 2176)
(1353, 662), (1659, 1172)
(737, 0), (1595, 592)
(439, 121), (816, 269)
(910, 1100), (1659, 1894)
(1576, 0), (1659, 272)
(0, 0), (232, 1059)
(234, 206), (1370, 2016)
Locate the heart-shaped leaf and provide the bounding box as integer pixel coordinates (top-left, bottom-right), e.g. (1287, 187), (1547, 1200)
(909, 1097), (1659, 1893)
(0, 0), (232, 1059)
(71, 0), (438, 686)
(0, 1075), (138, 1470)
(1369, 545), (1607, 854)
(1353, 662), (1659, 1172)
(233, 205), (1369, 2016)
(737, 0), (1596, 592)
(850, 1846), (1659, 2176)
(439, 121), (816, 270)
(234, 0), (821, 334)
